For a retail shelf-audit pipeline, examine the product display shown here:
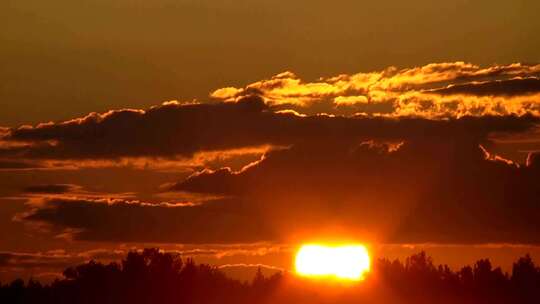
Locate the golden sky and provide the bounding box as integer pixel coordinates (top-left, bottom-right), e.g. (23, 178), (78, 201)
(1, 0), (540, 282)
(2, 0), (540, 125)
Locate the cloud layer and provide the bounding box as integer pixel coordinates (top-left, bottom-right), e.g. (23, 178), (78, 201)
(3, 62), (540, 249)
(17, 197), (275, 244)
(15, 116), (540, 245)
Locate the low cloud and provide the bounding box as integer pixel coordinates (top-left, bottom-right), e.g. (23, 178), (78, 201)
(10, 113), (540, 245)
(0, 160), (43, 170)
(17, 197), (275, 244)
(167, 130), (540, 244)
(23, 184), (81, 194)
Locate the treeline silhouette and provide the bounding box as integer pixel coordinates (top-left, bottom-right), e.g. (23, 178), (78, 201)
(1, 248), (539, 304)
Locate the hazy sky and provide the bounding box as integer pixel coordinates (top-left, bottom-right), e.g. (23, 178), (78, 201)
(1, 0), (540, 283)
(2, 0), (539, 125)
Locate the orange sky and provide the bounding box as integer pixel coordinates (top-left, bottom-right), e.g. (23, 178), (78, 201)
(1, 0), (540, 283)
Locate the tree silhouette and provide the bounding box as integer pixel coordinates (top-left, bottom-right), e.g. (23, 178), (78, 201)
(1, 249), (539, 304)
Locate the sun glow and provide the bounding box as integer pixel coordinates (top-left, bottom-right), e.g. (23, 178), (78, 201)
(295, 244), (370, 281)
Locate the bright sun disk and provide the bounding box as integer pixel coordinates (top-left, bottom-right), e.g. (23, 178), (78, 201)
(295, 244), (370, 281)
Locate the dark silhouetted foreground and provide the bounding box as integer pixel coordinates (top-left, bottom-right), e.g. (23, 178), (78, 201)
(1, 249), (540, 304)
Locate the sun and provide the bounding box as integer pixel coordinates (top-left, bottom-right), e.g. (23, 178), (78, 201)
(295, 244), (370, 281)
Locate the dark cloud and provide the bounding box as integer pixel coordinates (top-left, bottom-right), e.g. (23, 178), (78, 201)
(12, 114), (540, 245)
(18, 197), (275, 244)
(1, 96), (537, 163)
(23, 184), (80, 194)
(0, 159), (43, 170)
(172, 168), (241, 195)
(0, 252), (74, 269)
(168, 115), (540, 195)
(527, 152), (540, 168)
(2, 98), (274, 159)
(18, 142), (538, 245)
(167, 129), (540, 244)
(429, 77), (540, 97)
